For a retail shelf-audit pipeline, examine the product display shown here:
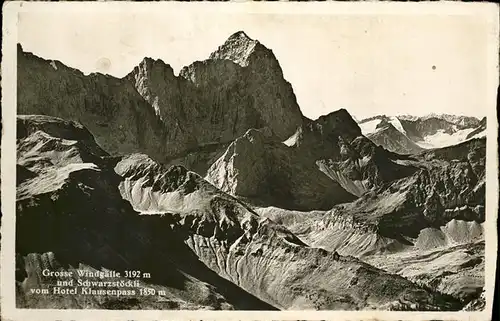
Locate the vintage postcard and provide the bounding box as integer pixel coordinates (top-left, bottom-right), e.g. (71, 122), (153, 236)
(1, 1), (499, 320)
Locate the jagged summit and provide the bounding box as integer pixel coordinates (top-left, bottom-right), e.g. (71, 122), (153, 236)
(127, 57), (176, 87)
(227, 30), (254, 42)
(290, 108), (362, 150)
(18, 33), (304, 162)
(209, 31), (270, 67)
(131, 57), (174, 74)
(315, 108), (362, 140)
(398, 113), (481, 124)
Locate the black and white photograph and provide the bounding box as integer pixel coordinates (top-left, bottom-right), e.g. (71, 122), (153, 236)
(1, 2), (498, 320)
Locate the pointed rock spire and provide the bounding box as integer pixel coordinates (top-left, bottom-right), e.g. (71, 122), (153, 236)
(209, 31), (267, 67)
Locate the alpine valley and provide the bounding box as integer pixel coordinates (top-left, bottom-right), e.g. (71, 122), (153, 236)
(14, 31), (486, 311)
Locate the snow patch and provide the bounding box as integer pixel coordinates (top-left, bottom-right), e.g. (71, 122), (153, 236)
(415, 128), (476, 149)
(283, 130), (300, 147)
(357, 156), (371, 167)
(388, 117), (407, 135)
(359, 119), (382, 135)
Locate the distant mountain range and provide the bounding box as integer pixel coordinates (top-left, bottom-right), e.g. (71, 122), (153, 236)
(15, 31), (486, 311)
(357, 114), (486, 154)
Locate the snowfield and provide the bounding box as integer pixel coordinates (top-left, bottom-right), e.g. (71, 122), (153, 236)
(388, 116), (407, 135)
(415, 128), (476, 149)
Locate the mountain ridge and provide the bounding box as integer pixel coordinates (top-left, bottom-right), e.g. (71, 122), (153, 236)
(15, 30), (487, 311)
(18, 30), (304, 164)
(358, 114), (485, 154)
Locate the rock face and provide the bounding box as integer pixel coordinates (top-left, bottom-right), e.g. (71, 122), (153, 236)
(17, 48), (167, 161)
(180, 31), (303, 140)
(16, 115), (276, 310)
(286, 110), (419, 196)
(358, 114), (484, 152)
(205, 127), (356, 211)
(261, 137), (486, 307)
(315, 137), (484, 247)
(16, 115), (460, 311)
(18, 31), (303, 164)
(365, 240), (485, 304)
(205, 108), (419, 209)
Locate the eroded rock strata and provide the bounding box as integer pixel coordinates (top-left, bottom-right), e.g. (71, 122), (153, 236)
(16, 115), (460, 310)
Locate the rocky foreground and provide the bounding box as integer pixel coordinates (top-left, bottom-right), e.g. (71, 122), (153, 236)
(16, 115), (464, 310)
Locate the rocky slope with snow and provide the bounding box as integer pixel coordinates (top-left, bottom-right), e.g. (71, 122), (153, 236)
(359, 116), (424, 154)
(358, 114), (485, 153)
(289, 110), (420, 195)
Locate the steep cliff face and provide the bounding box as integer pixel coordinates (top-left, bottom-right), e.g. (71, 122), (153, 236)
(18, 31), (304, 164)
(364, 118), (424, 154)
(292, 109), (362, 154)
(205, 128), (356, 211)
(126, 30), (304, 156)
(17, 46), (168, 161)
(180, 31), (304, 140)
(16, 115), (459, 311)
(285, 110), (419, 196)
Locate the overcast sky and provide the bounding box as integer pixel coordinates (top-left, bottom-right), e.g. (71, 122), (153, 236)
(17, 3), (498, 120)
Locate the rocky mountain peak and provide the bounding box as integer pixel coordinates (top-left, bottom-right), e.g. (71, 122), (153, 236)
(225, 30), (254, 44)
(304, 108), (362, 144)
(209, 31), (270, 68)
(18, 32), (305, 165)
(130, 57), (175, 77)
(375, 117), (391, 128)
(125, 57), (178, 120)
